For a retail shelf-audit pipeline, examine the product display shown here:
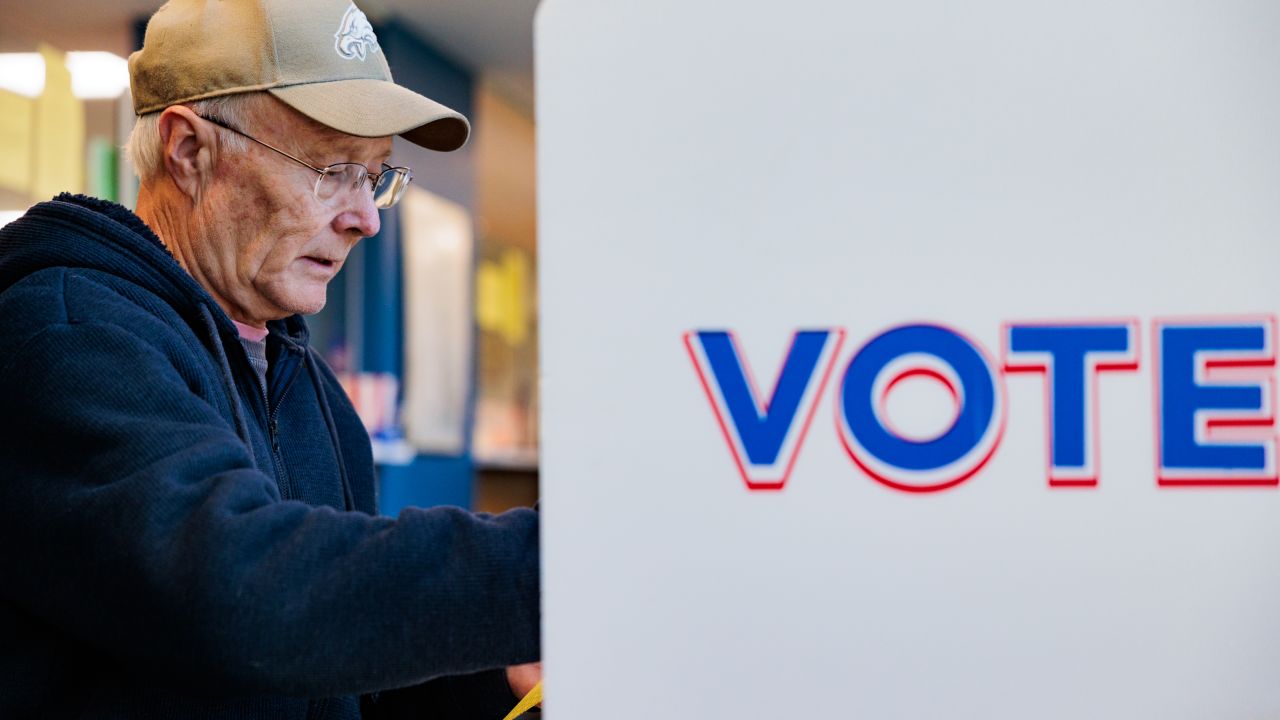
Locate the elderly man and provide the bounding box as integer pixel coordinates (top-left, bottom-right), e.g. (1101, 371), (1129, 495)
(0, 0), (540, 718)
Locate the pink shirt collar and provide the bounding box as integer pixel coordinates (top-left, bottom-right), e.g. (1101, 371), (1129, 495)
(232, 320), (269, 342)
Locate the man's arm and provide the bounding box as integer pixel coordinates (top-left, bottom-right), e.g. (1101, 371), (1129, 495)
(0, 315), (539, 698)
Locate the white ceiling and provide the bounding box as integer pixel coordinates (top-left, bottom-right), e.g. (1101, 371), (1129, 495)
(0, 0), (539, 116)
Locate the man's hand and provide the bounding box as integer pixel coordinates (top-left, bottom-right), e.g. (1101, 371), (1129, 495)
(506, 661), (542, 704)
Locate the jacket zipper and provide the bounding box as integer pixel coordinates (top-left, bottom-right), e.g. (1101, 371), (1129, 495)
(266, 352), (301, 500)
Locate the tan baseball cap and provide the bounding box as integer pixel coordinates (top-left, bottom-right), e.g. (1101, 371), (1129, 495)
(128, 0), (469, 152)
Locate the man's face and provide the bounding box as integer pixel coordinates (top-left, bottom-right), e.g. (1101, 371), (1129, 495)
(194, 99), (393, 324)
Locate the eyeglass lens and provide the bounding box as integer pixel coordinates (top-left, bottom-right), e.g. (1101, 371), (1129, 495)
(372, 168), (412, 209)
(314, 164), (413, 209)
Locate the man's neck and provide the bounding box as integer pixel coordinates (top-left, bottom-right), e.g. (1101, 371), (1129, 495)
(136, 186), (198, 277)
(135, 186), (271, 333)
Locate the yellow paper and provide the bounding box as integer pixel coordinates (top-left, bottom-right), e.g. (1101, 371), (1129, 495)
(501, 680), (542, 720)
(32, 44), (84, 200)
(0, 89), (35, 194)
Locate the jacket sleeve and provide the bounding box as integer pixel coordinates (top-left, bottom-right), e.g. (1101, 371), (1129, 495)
(362, 668), (538, 720)
(0, 317), (540, 698)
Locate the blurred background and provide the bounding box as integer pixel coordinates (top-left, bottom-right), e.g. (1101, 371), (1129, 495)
(0, 1), (542, 515)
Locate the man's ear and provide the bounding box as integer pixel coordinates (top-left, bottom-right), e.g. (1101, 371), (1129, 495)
(156, 106), (219, 203)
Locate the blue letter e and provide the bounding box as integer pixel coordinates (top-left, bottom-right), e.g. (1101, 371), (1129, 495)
(1157, 319), (1276, 486)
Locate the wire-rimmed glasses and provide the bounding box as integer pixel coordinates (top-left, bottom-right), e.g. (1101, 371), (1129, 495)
(198, 114), (413, 209)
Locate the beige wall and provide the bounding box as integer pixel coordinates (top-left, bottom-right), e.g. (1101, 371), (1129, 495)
(474, 80), (536, 254)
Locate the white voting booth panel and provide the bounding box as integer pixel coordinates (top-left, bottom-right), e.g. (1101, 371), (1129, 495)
(537, 2), (1280, 717)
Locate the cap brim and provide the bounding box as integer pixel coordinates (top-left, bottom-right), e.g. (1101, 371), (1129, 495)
(269, 78), (470, 152)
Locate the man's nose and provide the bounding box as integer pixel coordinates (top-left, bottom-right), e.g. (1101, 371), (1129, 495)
(333, 186), (381, 238)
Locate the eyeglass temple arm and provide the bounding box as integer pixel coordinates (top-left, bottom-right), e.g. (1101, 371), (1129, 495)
(200, 114), (327, 176)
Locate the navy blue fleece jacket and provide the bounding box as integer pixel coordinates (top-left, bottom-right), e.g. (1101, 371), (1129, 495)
(0, 195), (540, 718)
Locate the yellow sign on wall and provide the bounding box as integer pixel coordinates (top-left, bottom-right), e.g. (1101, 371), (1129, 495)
(0, 89), (35, 194)
(477, 249), (531, 347)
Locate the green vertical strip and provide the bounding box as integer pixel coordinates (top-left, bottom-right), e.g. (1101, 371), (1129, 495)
(87, 137), (117, 202)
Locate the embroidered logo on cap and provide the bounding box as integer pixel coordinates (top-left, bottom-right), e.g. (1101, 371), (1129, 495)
(334, 4), (380, 61)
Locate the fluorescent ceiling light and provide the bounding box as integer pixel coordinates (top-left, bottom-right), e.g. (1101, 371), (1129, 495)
(0, 51), (130, 100)
(0, 54), (46, 97)
(66, 52), (131, 99)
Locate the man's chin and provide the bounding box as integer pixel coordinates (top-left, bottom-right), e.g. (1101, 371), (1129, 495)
(267, 287), (328, 318)
(295, 296), (327, 316)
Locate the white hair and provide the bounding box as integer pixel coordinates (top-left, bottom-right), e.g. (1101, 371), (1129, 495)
(125, 93), (264, 182)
